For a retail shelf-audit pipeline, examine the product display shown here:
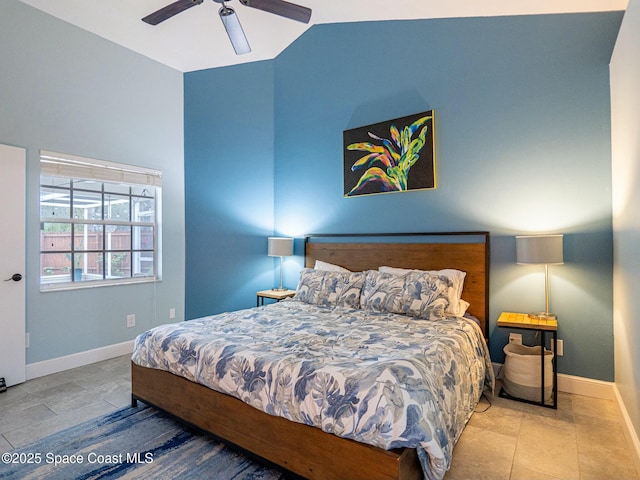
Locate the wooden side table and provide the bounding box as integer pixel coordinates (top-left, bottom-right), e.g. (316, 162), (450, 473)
(256, 289), (296, 306)
(497, 311), (558, 409)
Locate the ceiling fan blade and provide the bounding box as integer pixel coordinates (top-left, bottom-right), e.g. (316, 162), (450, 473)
(142, 0), (204, 25)
(240, 0), (311, 24)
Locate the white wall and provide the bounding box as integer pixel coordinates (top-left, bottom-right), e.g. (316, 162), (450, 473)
(611, 0), (640, 455)
(0, 1), (185, 365)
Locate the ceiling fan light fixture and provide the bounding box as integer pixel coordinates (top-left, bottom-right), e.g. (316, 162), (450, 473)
(218, 5), (251, 55)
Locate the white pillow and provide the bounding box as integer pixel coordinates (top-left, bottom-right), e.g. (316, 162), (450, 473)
(314, 260), (351, 273)
(378, 266), (468, 316)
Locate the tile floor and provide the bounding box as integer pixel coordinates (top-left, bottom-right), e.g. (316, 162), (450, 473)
(1, 355), (639, 480)
(446, 388), (640, 480)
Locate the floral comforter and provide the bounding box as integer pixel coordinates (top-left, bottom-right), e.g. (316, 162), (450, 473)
(132, 299), (493, 480)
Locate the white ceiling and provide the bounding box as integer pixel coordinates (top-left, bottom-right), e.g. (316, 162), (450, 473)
(19, 0), (627, 73)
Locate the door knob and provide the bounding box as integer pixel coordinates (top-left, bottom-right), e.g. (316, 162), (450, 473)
(4, 273), (22, 282)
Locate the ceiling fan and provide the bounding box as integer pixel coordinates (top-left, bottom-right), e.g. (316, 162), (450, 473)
(142, 0), (312, 55)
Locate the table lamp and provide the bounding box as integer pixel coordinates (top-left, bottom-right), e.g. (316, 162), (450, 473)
(268, 237), (293, 291)
(516, 234), (564, 320)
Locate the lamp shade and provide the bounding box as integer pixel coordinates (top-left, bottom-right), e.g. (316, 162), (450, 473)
(268, 237), (293, 257)
(516, 235), (564, 265)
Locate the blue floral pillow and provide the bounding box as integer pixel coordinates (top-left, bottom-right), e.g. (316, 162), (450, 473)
(294, 268), (365, 308)
(294, 268), (323, 304)
(317, 270), (366, 308)
(360, 270), (405, 313)
(398, 271), (452, 319)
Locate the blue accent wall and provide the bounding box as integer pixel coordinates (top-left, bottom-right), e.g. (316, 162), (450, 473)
(185, 12), (623, 381)
(185, 61), (276, 318)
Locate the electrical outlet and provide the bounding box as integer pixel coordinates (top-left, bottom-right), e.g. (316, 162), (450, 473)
(550, 338), (564, 356)
(126, 314), (136, 328)
(25, 333), (30, 349)
(509, 333), (522, 344)
(169, 308), (176, 319)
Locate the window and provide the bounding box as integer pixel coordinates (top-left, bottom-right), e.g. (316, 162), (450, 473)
(39, 150), (162, 290)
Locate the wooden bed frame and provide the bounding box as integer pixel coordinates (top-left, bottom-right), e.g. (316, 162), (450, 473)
(131, 232), (490, 480)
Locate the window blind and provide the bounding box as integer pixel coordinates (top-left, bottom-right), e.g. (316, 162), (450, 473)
(40, 150), (162, 187)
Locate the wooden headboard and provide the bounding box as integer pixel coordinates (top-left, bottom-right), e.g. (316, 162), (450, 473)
(304, 232), (490, 339)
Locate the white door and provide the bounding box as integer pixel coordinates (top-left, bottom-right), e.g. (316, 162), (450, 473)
(0, 144), (26, 387)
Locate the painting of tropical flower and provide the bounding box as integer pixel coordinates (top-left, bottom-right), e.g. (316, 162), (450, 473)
(343, 111), (435, 197)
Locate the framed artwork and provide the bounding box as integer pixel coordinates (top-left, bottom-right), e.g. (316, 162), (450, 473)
(343, 111), (435, 197)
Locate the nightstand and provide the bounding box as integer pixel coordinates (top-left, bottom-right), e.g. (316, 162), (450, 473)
(256, 289), (296, 306)
(497, 311), (558, 409)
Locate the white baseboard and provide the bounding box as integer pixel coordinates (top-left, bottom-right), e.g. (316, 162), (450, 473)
(556, 372), (615, 399)
(614, 385), (640, 475)
(26, 340), (134, 380)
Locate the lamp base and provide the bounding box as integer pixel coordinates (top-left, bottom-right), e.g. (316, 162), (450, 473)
(271, 287), (288, 292)
(528, 312), (557, 320)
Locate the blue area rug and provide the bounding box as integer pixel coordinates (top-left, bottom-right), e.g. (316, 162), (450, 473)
(2, 405), (289, 479)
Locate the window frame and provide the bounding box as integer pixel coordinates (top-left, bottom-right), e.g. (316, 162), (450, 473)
(39, 150), (162, 291)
